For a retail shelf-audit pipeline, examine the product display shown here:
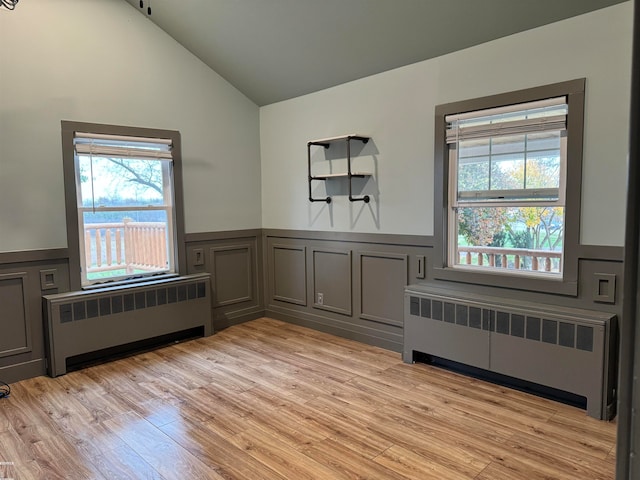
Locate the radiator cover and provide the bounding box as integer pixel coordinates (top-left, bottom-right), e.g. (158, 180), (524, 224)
(44, 273), (212, 377)
(404, 284), (616, 419)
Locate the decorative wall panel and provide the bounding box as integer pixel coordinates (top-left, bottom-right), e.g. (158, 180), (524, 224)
(359, 252), (408, 327)
(272, 244), (307, 305)
(0, 272), (31, 357)
(312, 249), (352, 315)
(210, 244), (253, 306)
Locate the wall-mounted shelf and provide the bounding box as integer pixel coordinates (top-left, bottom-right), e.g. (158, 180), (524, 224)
(307, 134), (371, 203)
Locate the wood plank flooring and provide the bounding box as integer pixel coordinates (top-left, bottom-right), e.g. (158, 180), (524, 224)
(0, 318), (616, 479)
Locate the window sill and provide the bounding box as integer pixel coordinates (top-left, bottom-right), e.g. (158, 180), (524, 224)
(82, 273), (179, 292)
(433, 266), (578, 296)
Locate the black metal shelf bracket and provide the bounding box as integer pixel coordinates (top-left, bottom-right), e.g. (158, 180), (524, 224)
(308, 141), (331, 203)
(307, 134), (371, 204)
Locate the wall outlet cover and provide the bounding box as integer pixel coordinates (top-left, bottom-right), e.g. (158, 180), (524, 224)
(593, 272), (616, 304)
(193, 248), (204, 266)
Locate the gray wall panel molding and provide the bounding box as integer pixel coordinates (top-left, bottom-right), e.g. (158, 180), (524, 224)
(0, 272), (32, 358)
(213, 307), (265, 331)
(0, 359), (46, 385)
(186, 230), (264, 332)
(0, 259), (70, 383)
(184, 229), (263, 243)
(264, 231), (416, 351)
(425, 265), (623, 315)
(265, 304), (403, 353)
(358, 251), (408, 327)
(577, 244), (624, 262)
(209, 244), (254, 307)
(271, 244), (307, 306)
(0, 249), (69, 265)
(432, 266), (579, 296)
(312, 248), (353, 316)
(264, 228), (434, 247)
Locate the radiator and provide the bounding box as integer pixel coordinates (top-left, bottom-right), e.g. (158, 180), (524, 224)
(43, 273), (212, 377)
(404, 284), (617, 419)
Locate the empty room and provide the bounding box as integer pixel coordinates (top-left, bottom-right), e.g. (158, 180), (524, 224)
(1, 0), (638, 479)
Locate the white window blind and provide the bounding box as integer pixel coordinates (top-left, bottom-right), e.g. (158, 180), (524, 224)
(448, 96), (567, 206)
(74, 132), (173, 160)
(445, 97), (567, 144)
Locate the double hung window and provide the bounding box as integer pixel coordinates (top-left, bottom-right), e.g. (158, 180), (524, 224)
(447, 97), (568, 275)
(434, 79), (585, 294)
(62, 122), (185, 289)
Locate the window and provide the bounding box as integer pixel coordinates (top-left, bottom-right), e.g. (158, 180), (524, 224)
(447, 97), (567, 275)
(62, 122), (186, 289)
(434, 79), (585, 294)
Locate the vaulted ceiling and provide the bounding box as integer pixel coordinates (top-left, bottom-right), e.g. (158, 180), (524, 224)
(124, 0), (628, 106)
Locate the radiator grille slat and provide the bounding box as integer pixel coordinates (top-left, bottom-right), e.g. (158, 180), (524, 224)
(496, 311), (509, 334)
(526, 317), (541, 341)
(542, 319), (558, 344)
(469, 307), (482, 329)
(511, 314), (525, 338)
(559, 322), (575, 348)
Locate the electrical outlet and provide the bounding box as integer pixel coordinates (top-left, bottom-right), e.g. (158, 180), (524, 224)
(317, 292), (324, 305)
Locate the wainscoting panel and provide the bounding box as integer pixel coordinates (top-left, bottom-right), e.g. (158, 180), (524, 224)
(0, 251), (70, 384)
(264, 230), (432, 352)
(272, 244), (307, 306)
(0, 272), (31, 358)
(185, 230), (264, 331)
(358, 252), (408, 327)
(312, 248), (352, 316)
(210, 244), (253, 307)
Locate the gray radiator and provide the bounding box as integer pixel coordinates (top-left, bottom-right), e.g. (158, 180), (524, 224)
(44, 273), (212, 377)
(404, 284), (616, 419)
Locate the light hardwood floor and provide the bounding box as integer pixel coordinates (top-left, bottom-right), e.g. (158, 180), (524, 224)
(0, 318), (616, 479)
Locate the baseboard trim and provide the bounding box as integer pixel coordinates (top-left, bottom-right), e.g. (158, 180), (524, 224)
(266, 305), (403, 353)
(214, 307), (265, 331)
(0, 358), (46, 384)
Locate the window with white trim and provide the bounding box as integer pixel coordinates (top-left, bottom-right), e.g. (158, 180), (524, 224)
(446, 97), (568, 276)
(63, 125), (183, 287)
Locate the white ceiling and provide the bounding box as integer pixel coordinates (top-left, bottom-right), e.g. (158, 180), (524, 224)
(124, 0), (627, 106)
